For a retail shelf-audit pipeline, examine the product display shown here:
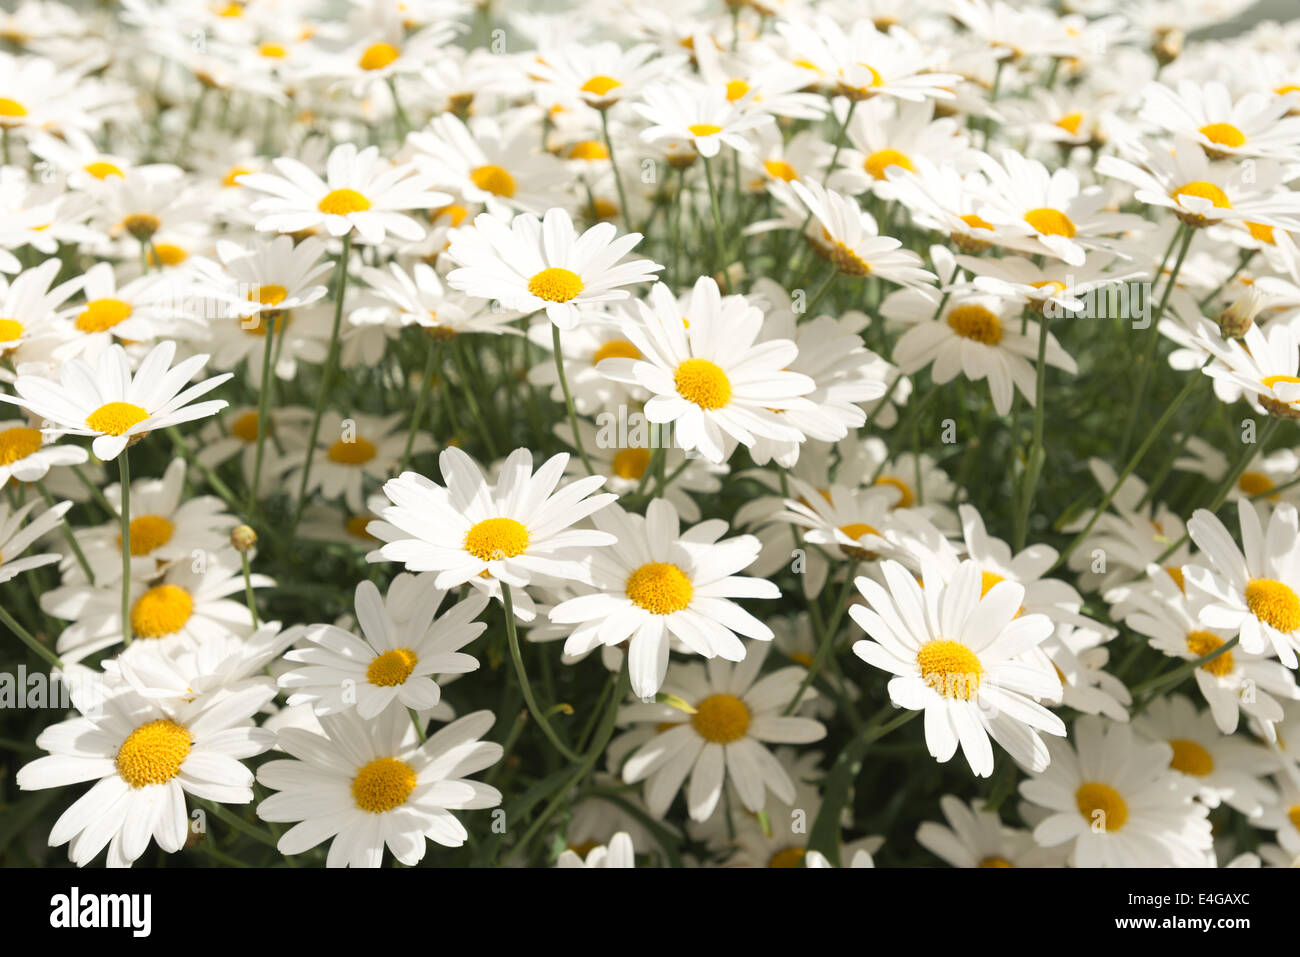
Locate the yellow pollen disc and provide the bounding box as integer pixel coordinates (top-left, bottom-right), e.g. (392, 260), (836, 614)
(1277, 85), (1300, 96)
(763, 159), (798, 181)
(979, 570), (1005, 597)
(1288, 805), (1300, 830)
(527, 267), (584, 303)
(1174, 180), (1231, 209)
(259, 42), (288, 58)
(864, 148), (915, 180)
(1247, 222), (1276, 244)
(688, 123), (723, 137)
(768, 847), (806, 868)
(328, 436), (377, 465)
(1023, 207), (1076, 238)
(115, 719), (192, 788)
(1165, 565), (1185, 592)
(875, 475), (914, 508)
(366, 648), (418, 687)
(568, 839), (601, 857)
(581, 75), (622, 96)
(0, 97), (28, 117)
(84, 160), (124, 180)
(625, 561), (693, 614)
(86, 401), (148, 436)
(1055, 112), (1084, 135)
(318, 188), (371, 216)
(242, 311), (287, 337)
(149, 243), (188, 266)
(725, 78), (751, 101)
(1186, 630), (1234, 677)
(1199, 122), (1246, 149)
(674, 358), (732, 410)
(946, 304), (1003, 345)
(568, 140), (610, 161)
(612, 446), (651, 480)
(216, 1), (243, 16)
(0, 318), (23, 342)
(130, 584), (195, 638)
(358, 42), (400, 70)
(433, 203), (469, 227)
(125, 515), (175, 556)
(917, 639), (982, 700)
(464, 517), (530, 562)
(590, 197), (619, 220)
(1075, 781), (1127, 831)
(1031, 280), (1068, 296)
(960, 213), (993, 231)
(231, 411), (261, 442)
(1245, 578), (1300, 632)
(351, 757), (417, 813)
(76, 298), (133, 333)
(222, 165), (254, 187)
(470, 164), (517, 198)
(1262, 374), (1300, 392)
(592, 339), (641, 364)
(250, 284), (288, 307)
(0, 426), (42, 465)
(978, 856), (1014, 868)
(691, 693), (751, 743)
(839, 522), (879, 542)
(790, 651), (815, 668)
(829, 240), (872, 276)
(1168, 738), (1214, 776)
(346, 515), (376, 539)
(1238, 471), (1275, 497)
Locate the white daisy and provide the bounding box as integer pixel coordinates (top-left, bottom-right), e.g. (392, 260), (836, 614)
(554, 831), (635, 868)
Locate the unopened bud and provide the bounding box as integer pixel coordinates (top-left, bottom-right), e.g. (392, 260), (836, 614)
(1218, 286), (1267, 339)
(1153, 28), (1184, 67)
(230, 524), (258, 553)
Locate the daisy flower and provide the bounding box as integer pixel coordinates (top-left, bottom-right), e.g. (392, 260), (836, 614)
(283, 411), (429, 514)
(0, 497), (71, 586)
(1197, 321), (1300, 420)
(366, 446), (617, 598)
(0, 416), (88, 489)
(0, 339), (232, 462)
(1185, 498), (1300, 667)
(1018, 716), (1215, 868)
(595, 277), (816, 464)
(850, 560), (1066, 777)
(555, 832), (635, 868)
(548, 499), (780, 699)
(16, 676), (276, 867)
(617, 642), (826, 821)
(916, 794), (1064, 868)
(256, 707), (503, 867)
(634, 82), (773, 159)
(189, 235), (332, 335)
(356, 260), (519, 340)
(445, 206), (662, 331)
(279, 578), (488, 720)
(1141, 79), (1300, 161)
(531, 41), (678, 111)
(0, 258), (83, 360)
(54, 261), (190, 361)
(829, 98), (975, 200)
(237, 143), (451, 244)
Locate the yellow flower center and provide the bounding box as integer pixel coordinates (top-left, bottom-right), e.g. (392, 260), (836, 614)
(259, 42), (288, 58)
(674, 357), (731, 410)
(960, 213), (994, 232)
(1245, 578), (1300, 633)
(864, 148), (914, 180)
(829, 240), (872, 276)
(768, 847), (806, 868)
(0, 318), (22, 342)
(1168, 739), (1214, 776)
(1288, 805), (1300, 830)
(580, 75), (622, 96)
(979, 856), (1015, 867)
(124, 514), (175, 556)
(946, 304), (1004, 345)
(1165, 565), (1186, 592)
(688, 123), (723, 137)
(84, 160), (125, 180)
(1023, 207), (1076, 238)
(351, 757), (417, 813)
(230, 411), (261, 442)
(592, 339), (641, 365)
(249, 284), (288, 307)
(1174, 181), (1231, 209)
(328, 437), (377, 465)
(568, 140), (610, 161)
(1186, 630), (1234, 677)
(0, 97), (28, 117)
(527, 267), (584, 303)
(1075, 781), (1127, 831)
(1238, 471), (1275, 497)
(916, 639), (982, 700)
(222, 165), (254, 187)
(317, 188), (371, 215)
(86, 401), (149, 436)
(149, 243), (189, 266)
(625, 561), (693, 614)
(874, 475), (914, 508)
(612, 446), (651, 479)
(470, 164), (517, 198)
(1246, 221), (1276, 244)
(1198, 122), (1246, 149)
(463, 517), (530, 561)
(979, 570), (1005, 597)
(0, 426), (42, 466)
(725, 78), (751, 101)
(346, 515), (376, 539)
(1261, 374), (1300, 393)
(123, 213), (161, 239)
(76, 298), (133, 333)
(1055, 112), (1084, 135)
(358, 42), (400, 71)
(763, 159), (798, 181)
(115, 719), (192, 788)
(691, 693), (751, 743)
(130, 584), (195, 638)
(366, 648), (419, 687)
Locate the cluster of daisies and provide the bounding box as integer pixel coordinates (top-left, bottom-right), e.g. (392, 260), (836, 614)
(4, 0), (1300, 870)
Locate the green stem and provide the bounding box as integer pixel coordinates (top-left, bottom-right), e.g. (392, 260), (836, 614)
(247, 311), (283, 515)
(240, 551), (259, 629)
(501, 583), (581, 763)
(34, 480), (93, 584)
(551, 324), (594, 475)
(1013, 310), (1051, 551)
(702, 156), (728, 275)
(783, 561), (858, 715)
(599, 109), (633, 234)
(118, 451), (133, 645)
(401, 336), (441, 472)
(0, 605), (62, 669)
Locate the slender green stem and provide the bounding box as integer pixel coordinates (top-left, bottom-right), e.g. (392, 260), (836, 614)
(599, 109), (633, 234)
(408, 707), (427, 742)
(783, 561), (858, 715)
(1013, 310), (1051, 551)
(247, 311), (282, 515)
(551, 324), (595, 475)
(501, 583), (581, 763)
(822, 98), (858, 184)
(240, 551), (259, 629)
(118, 451), (133, 645)
(701, 156), (729, 275)
(1131, 636), (1239, 714)
(34, 480), (93, 584)
(0, 605), (62, 669)
(451, 337), (499, 458)
(401, 336), (441, 471)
